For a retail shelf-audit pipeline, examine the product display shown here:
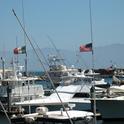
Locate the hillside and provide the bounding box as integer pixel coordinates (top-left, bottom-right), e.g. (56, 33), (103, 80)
(0, 44), (124, 71)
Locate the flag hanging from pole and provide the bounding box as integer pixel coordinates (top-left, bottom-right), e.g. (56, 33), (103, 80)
(13, 46), (26, 54)
(79, 43), (92, 52)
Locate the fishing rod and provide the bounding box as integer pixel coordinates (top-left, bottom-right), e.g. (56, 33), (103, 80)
(12, 9), (73, 124)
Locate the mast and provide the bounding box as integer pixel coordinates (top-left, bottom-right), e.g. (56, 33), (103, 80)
(1, 57), (5, 79)
(89, 0), (94, 68)
(22, 0), (28, 76)
(89, 0), (96, 124)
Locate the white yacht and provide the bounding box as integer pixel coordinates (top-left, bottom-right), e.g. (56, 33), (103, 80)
(13, 71), (108, 113)
(0, 63), (44, 112)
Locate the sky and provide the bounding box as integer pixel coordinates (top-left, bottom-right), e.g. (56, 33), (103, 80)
(0, 0), (124, 53)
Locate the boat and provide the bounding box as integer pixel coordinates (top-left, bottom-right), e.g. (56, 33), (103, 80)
(45, 55), (78, 86)
(12, 70), (109, 113)
(0, 62), (44, 113)
(94, 83), (124, 120)
(11, 106), (94, 124)
(112, 75), (124, 85)
(95, 95), (124, 120)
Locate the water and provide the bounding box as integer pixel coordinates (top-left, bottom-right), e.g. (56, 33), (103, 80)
(1, 114), (124, 124)
(0, 114), (10, 124)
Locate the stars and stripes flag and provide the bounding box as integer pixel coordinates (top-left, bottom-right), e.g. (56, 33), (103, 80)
(79, 43), (92, 52)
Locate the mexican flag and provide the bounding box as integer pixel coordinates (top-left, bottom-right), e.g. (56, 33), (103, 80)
(13, 46), (26, 54)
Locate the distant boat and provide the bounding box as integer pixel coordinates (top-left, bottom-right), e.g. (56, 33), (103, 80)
(112, 75), (124, 85)
(45, 55), (78, 86)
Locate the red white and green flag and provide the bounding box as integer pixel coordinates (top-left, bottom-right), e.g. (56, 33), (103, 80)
(13, 46), (26, 54)
(79, 43), (92, 52)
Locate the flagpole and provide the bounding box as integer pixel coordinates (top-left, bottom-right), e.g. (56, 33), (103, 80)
(89, 0), (94, 60)
(22, 0), (27, 76)
(89, 0), (96, 124)
(16, 36), (19, 66)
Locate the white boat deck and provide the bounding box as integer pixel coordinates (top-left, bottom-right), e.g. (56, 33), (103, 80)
(14, 84), (81, 106)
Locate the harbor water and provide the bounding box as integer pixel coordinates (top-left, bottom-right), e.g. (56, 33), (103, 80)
(1, 114), (124, 124)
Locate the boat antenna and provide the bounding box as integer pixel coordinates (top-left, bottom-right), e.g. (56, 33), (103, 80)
(89, 0), (96, 123)
(22, 0), (28, 76)
(12, 9), (73, 124)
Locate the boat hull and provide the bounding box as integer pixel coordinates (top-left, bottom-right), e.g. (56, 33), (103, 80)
(96, 99), (124, 120)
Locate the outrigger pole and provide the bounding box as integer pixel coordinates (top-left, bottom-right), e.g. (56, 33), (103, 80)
(12, 9), (73, 124)
(47, 35), (67, 65)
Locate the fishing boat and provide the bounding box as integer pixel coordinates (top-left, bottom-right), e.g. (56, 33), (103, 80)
(11, 106), (94, 124)
(0, 62), (44, 113)
(46, 55), (78, 86)
(12, 70), (109, 113)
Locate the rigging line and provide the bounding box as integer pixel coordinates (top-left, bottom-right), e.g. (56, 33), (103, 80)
(31, 36), (50, 67)
(0, 101), (11, 124)
(47, 35), (68, 66)
(76, 52), (88, 69)
(26, 38), (47, 67)
(22, 0), (26, 43)
(12, 9), (73, 124)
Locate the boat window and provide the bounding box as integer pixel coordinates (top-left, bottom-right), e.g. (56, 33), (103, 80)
(29, 80), (33, 84)
(2, 81), (8, 86)
(73, 92), (90, 98)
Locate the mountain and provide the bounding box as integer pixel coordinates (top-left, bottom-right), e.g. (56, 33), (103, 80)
(0, 44), (124, 71)
(94, 44), (124, 69)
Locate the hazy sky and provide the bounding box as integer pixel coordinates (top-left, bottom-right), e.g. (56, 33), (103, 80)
(0, 0), (124, 53)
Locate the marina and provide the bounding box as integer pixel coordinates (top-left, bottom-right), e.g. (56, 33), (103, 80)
(1, 70), (124, 124)
(0, 0), (124, 124)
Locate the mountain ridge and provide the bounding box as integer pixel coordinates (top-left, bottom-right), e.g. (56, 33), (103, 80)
(0, 43), (124, 71)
